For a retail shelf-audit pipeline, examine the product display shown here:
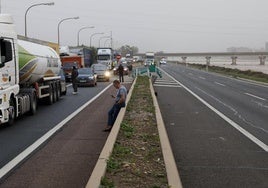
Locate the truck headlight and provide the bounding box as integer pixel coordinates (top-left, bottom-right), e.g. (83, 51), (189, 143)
(104, 71), (110, 77)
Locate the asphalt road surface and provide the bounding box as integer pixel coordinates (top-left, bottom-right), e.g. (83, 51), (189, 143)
(154, 63), (268, 188)
(0, 75), (133, 187)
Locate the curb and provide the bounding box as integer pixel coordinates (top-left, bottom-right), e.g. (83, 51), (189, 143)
(85, 78), (137, 188)
(85, 76), (183, 188)
(149, 79), (183, 188)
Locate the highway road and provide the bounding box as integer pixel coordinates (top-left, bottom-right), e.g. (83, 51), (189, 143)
(0, 81), (111, 179)
(154, 63), (268, 188)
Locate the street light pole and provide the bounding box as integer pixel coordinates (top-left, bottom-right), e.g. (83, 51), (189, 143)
(89, 32), (104, 47)
(98, 36), (110, 48)
(57, 16), (79, 46)
(104, 38), (111, 47)
(77, 26), (94, 46)
(24, 2), (54, 37)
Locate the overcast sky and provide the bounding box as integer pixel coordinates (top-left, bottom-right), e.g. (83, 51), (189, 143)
(2, 0), (268, 53)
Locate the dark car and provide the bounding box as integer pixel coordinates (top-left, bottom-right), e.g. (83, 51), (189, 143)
(77, 68), (97, 87)
(113, 63), (129, 75)
(91, 63), (110, 82)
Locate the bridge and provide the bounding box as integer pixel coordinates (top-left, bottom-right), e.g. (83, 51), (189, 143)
(135, 51), (268, 65)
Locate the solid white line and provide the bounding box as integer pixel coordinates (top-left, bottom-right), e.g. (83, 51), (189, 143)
(244, 93), (266, 101)
(154, 82), (179, 85)
(0, 83), (113, 179)
(155, 80), (177, 83)
(159, 67), (268, 152)
(199, 76), (206, 80)
(214, 82), (226, 87)
(154, 84), (181, 88)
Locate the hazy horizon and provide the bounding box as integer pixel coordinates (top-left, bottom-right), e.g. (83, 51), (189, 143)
(2, 0), (268, 53)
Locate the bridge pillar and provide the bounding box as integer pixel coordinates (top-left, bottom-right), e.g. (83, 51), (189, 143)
(231, 56), (237, 65)
(205, 56), (211, 66)
(259, 55), (266, 65)
(181, 56), (187, 64)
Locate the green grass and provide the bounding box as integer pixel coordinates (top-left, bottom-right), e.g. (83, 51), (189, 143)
(101, 75), (168, 187)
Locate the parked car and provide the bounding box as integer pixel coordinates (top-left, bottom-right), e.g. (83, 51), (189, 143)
(91, 63), (110, 82)
(77, 68), (97, 87)
(113, 63), (129, 75)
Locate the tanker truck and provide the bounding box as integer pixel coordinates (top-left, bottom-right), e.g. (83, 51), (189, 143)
(0, 14), (66, 125)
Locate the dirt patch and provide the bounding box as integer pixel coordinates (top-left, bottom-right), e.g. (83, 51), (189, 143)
(101, 76), (168, 188)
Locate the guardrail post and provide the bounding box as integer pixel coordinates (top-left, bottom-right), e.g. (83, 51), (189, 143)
(259, 55), (266, 65)
(231, 56), (237, 65)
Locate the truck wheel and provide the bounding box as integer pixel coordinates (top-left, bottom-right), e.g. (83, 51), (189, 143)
(52, 83), (57, 103)
(8, 99), (15, 125)
(47, 85), (53, 105)
(30, 93), (37, 115)
(56, 81), (61, 100)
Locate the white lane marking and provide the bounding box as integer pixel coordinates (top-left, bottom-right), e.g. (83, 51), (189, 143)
(159, 67), (268, 152)
(154, 82), (179, 85)
(244, 93), (266, 101)
(0, 83), (113, 179)
(196, 87), (268, 134)
(199, 76), (206, 80)
(214, 82), (226, 87)
(155, 80), (177, 83)
(154, 84), (181, 88)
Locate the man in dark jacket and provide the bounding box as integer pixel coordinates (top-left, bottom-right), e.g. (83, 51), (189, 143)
(71, 66), (78, 94)
(118, 63), (124, 82)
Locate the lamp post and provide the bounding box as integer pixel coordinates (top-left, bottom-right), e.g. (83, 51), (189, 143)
(104, 38), (111, 47)
(77, 26), (94, 46)
(98, 36), (111, 48)
(57, 16), (79, 46)
(24, 2), (54, 37)
(90, 32), (104, 47)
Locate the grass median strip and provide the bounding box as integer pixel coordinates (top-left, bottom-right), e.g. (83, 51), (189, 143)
(101, 76), (168, 188)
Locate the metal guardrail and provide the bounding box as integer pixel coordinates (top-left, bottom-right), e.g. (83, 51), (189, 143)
(132, 66), (162, 78)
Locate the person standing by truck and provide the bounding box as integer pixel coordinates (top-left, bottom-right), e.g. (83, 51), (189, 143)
(71, 66), (78, 94)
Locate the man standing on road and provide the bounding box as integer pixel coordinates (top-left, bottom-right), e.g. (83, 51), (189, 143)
(103, 79), (127, 132)
(118, 63), (124, 82)
(71, 66), (78, 94)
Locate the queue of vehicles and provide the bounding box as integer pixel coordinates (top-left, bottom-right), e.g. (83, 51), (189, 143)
(0, 13), (149, 126)
(0, 14), (115, 126)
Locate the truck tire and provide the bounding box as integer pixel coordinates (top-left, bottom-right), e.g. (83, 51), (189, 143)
(8, 99), (15, 125)
(56, 81), (61, 100)
(29, 92), (37, 115)
(52, 82), (57, 103)
(47, 85), (54, 105)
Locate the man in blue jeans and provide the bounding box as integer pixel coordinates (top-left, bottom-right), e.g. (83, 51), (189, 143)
(103, 79), (127, 132)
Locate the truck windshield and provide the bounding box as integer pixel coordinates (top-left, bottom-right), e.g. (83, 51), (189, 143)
(98, 55), (110, 60)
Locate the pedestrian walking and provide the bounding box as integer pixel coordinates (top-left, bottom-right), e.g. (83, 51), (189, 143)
(103, 79), (127, 132)
(71, 66), (78, 94)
